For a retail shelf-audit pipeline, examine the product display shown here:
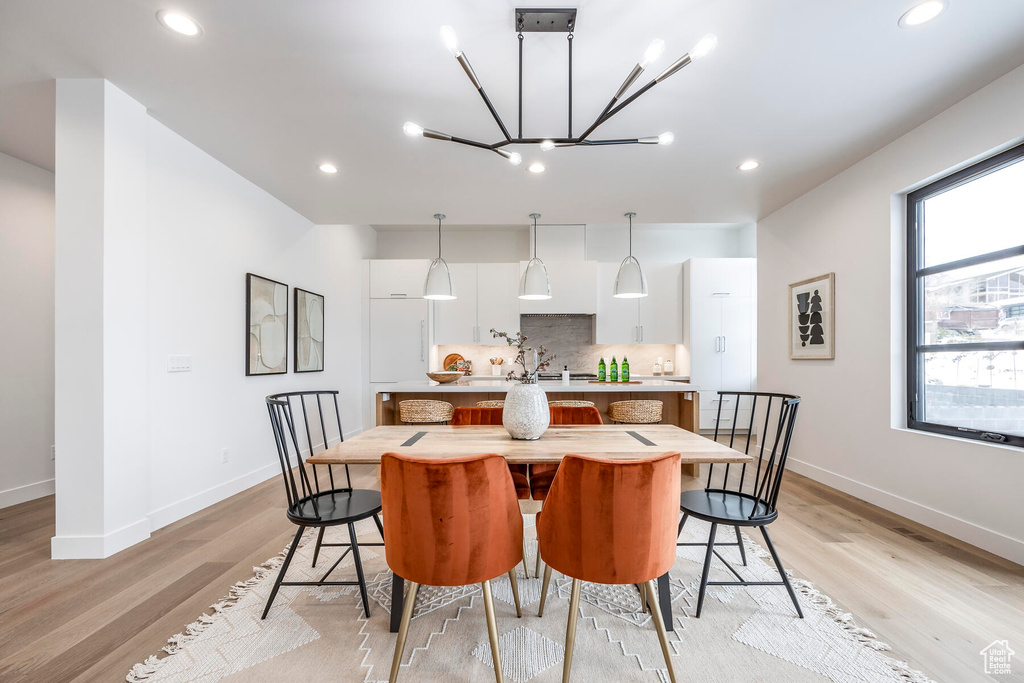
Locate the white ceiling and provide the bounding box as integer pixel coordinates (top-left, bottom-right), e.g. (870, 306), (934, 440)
(2, 0), (1024, 225)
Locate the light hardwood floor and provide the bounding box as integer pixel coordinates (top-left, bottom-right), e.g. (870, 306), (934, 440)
(1, 463), (1022, 683)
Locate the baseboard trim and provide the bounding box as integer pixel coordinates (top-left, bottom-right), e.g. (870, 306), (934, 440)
(787, 457), (1024, 566)
(147, 462), (280, 532)
(51, 517), (151, 560)
(0, 478), (55, 509)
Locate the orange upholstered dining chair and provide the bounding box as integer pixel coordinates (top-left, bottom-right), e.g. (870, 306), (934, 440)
(453, 406), (527, 494)
(380, 452), (524, 683)
(537, 451), (681, 683)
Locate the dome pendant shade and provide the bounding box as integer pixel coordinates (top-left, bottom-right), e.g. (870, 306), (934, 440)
(519, 258), (552, 300)
(423, 257), (456, 300)
(613, 255), (648, 298)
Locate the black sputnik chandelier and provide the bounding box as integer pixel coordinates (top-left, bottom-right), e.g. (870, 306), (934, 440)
(403, 8), (717, 166)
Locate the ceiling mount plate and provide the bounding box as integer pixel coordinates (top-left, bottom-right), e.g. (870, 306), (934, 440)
(515, 8), (577, 32)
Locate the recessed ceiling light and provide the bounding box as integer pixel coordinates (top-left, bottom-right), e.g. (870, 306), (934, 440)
(738, 160), (759, 171)
(898, 0), (947, 28)
(528, 163), (545, 174)
(157, 10), (203, 37)
(318, 163), (338, 174)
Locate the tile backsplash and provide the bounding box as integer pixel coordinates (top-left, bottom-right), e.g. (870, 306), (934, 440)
(438, 315), (684, 378)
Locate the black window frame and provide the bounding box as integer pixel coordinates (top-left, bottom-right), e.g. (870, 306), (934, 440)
(906, 141), (1024, 449)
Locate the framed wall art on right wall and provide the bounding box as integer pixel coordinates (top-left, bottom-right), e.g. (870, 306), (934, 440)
(789, 273), (835, 360)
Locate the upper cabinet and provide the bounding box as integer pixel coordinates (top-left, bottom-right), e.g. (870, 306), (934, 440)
(369, 259), (432, 299)
(518, 261), (598, 315)
(434, 263), (520, 344)
(596, 262), (682, 344)
(688, 258), (754, 299)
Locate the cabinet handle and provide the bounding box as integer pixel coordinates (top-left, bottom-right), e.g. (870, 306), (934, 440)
(712, 292), (730, 296)
(715, 336), (721, 352)
(420, 320), (425, 361)
(640, 325), (644, 342)
(391, 293), (407, 298)
(722, 335), (726, 353)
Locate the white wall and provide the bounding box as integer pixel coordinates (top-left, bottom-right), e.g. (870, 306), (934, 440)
(758, 63), (1024, 564)
(144, 120), (376, 529)
(52, 79), (376, 557)
(375, 222), (755, 263)
(0, 152), (55, 508)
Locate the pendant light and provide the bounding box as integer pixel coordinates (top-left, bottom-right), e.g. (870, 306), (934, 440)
(519, 213), (552, 300)
(423, 213), (456, 300)
(613, 212), (648, 298)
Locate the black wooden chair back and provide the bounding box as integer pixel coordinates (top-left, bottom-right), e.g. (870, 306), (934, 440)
(266, 391), (352, 516)
(706, 391), (801, 520)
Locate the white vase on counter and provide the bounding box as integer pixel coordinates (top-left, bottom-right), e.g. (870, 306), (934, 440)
(503, 382), (549, 440)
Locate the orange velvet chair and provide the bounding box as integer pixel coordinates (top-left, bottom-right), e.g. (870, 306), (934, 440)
(536, 451), (681, 683)
(529, 406), (603, 501)
(381, 452), (524, 683)
(452, 406), (531, 501)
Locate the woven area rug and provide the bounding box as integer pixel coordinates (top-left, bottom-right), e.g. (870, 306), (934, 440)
(127, 515), (935, 683)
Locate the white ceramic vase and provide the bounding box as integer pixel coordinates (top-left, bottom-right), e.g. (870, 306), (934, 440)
(503, 382), (549, 440)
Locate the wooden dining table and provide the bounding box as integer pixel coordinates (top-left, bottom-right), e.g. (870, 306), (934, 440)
(307, 423), (751, 632)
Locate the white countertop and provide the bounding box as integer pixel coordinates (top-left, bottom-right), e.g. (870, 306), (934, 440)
(376, 379), (698, 393)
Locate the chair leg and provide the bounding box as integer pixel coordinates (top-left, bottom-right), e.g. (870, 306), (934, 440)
(349, 522), (371, 618)
(562, 578), (582, 683)
(389, 581), (419, 683)
(695, 522), (718, 618)
(262, 526), (304, 620)
(759, 526), (804, 618)
(645, 580), (677, 683)
(373, 513), (385, 542)
(508, 570), (522, 618)
(538, 564), (553, 616)
(534, 545), (542, 578)
(735, 526), (747, 566)
(522, 540), (530, 579)
(311, 526), (326, 568)
(482, 580), (504, 683)
(676, 512), (689, 539)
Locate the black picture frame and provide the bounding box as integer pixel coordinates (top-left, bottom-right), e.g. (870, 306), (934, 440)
(246, 273), (289, 376)
(294, 287), (325, 373)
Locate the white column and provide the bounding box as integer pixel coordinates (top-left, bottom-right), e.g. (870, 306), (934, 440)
(52, 79), (150, 559)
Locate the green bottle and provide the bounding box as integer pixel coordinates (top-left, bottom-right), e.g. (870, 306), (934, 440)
(610, 356), (618, 382)
(598, 357), (606, 381)
(622, 357), (629, 382)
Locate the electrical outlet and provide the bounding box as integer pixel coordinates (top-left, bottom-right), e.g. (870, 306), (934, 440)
(221, 448), (229, 464)
(50, 445), (56, 460)
(167, 355), (193, 373)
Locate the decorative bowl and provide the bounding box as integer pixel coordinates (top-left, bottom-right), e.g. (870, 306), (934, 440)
(426, 371), (464, 384)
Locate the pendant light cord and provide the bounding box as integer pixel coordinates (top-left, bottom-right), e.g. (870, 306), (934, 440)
(437, 215), (442, 259)
(628, 214), (632, 257)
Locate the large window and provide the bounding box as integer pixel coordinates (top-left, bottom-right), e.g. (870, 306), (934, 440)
(907, 142), (1024, 447)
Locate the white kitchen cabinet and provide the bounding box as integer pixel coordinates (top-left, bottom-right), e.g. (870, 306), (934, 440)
(638, 263), (683, 344)
(596, 262), (682, 344)
(519, 261), (597, 315)
(689, 258), (754, 299)
(369, 298), (430, 382)
(477, 263), (521, 338)
(433, 264), (478, 345)
(683, 258), (757, 430)
(434, 263), (520, 344)
(369, 259), (431, 299)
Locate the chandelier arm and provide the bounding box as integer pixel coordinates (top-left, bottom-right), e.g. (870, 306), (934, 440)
(600, 54), (693, 124)
(576, 63), (644, 142)
(448, 135), (495, 150)
(577, 139), (641, 146)
(596, 78), (660, 127)
(518, 32), (524, 140)
(456, 52), (513, 141)
(567, 32), (573, 138)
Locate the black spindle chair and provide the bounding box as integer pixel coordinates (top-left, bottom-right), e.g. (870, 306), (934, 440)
(264, 391), (384, 620)
(677, 391), (803, 618)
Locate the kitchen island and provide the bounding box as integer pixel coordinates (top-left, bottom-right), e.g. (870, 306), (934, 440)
(375, 378), (703, 475)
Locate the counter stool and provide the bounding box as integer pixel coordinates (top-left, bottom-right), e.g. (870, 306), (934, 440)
(608, 400), (663, 424)
(398, 400), (454, 425)
(476, 400), (505, 408)
(548, 400), (595, 407)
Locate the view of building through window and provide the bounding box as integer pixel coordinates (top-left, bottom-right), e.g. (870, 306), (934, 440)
(909, 146), (1024, 444)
